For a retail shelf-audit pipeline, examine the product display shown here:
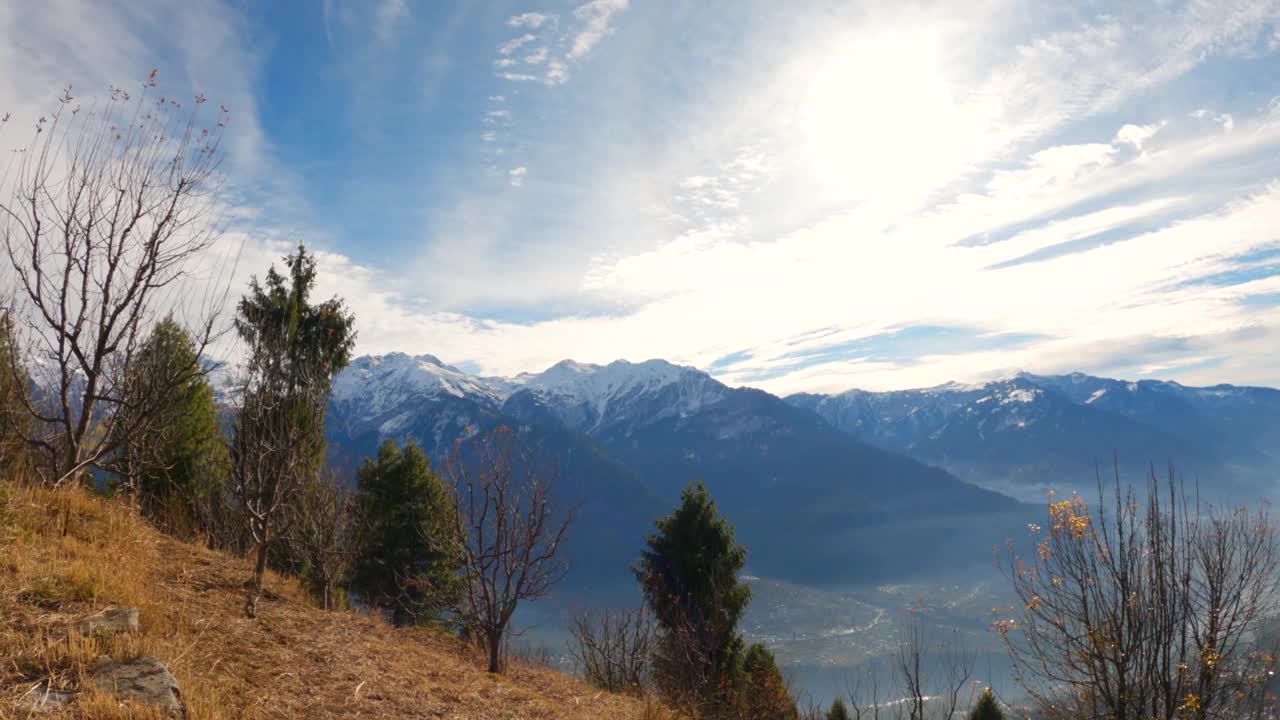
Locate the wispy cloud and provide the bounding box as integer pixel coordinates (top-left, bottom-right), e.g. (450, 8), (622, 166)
(490, 0), (631, 87)
(508, 12), (557, 30)
(397, 0), (1280, 392)
(567, 0), (629, 60)
(498, 33), (536, 56)
(1192, 108), (1236, 134)
(6, 0), (1280, 395)
(524, 46), (550, 65)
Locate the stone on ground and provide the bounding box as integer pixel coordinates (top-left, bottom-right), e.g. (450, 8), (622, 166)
(74, 606), (139, 637)
(15, 681), (73, 714)
(89, 657), (183, 718)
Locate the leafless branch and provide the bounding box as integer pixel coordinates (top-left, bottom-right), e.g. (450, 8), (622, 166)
(0, 78), (233, 486)
(443, 426), (574, 673)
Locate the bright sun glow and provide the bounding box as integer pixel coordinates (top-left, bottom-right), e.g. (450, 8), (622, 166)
(797, 28), (963, 203)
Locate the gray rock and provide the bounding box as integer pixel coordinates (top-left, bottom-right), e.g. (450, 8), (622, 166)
(15, 681), (73, 714)
(89, 657), (183, 718)
(75, 607), (139, 637)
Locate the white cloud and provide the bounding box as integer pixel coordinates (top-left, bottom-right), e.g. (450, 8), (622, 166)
(1192, 108), (1236, 133)
(11, 0), (1280, 394)
(497, 71), (539, 83)
(568, 0), (630, 60)
(498, 33), (536, 56)
(492, 0), (628, 88)
(544, 60), (570, 86)
(1114, 122), (1165, 150)
(508, 12), (556, 30)
(323, 1), (1280, 391)
(524, 47), (549, 65)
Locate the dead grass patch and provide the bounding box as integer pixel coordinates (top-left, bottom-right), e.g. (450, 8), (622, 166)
(0, 480), (676, 719)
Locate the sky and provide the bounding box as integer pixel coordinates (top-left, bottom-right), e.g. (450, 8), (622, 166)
(2, 0), (1280, 394)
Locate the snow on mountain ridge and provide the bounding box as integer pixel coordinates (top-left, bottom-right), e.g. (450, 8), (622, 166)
(504, 358), (727, 431)
(331, 353), (511, 414)
(333, 354), (723, 427)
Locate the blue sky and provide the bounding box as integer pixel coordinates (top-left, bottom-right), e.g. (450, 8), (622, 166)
(3, 0), (1280, 393)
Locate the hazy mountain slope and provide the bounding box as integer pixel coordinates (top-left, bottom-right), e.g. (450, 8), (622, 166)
(1022, 372), (1280, 464)
(328, 354), (1030, 586)
(790, 373), (1280, 501)
(326, 355), (667, 587)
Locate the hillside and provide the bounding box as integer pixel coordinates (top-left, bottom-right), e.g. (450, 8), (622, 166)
(0, 481), (671, 720)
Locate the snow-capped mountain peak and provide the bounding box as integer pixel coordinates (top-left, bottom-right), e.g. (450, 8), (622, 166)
(331, 354), (731, 435)
(331, 352), (510, 412)
(516, 358), (692, 394)
(508, 358), (727, 431)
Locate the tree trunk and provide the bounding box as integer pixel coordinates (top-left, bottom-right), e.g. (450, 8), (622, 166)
(488, 629), (503, 673)
(247, 536), (269, 618)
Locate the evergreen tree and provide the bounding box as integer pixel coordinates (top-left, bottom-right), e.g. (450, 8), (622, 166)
(115, 317), (228, 533)
(968, 689), (1005, 720)
(352, 439), (462, 626)
(741, 642), (797, 720)
(0, 313), (30, 475)
(635, 480), (751, 712)
(231, 243), (355, 616)
(233, 243), (355, 466)
(826, 696), (851, 720)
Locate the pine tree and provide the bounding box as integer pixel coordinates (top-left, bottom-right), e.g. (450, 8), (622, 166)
(351, 439), (462, 625)
(635, 480), (751, 712)
(231, 243), (356, 616)
(0, 313), (30, 475)
(233, 243), (355, 469)
(826, 696), (852, 720)
(968, 689), (1005, 720)
(115, 317), (228, 533)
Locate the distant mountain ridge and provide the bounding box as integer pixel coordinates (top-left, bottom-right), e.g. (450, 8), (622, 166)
(325, 353), (1029, 588)
(788, 371), (1280, 501)
(324, 354), (1278, 587)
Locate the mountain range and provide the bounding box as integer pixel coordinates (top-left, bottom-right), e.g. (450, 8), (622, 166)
(322, 354), (1280, 591)
(788, 372), (1280, 502)
(324, 354), (1025, 589)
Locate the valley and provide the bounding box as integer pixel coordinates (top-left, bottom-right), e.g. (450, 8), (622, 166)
(322, 352), (1280, 707)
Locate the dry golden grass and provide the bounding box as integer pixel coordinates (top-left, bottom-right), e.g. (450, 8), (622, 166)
(0, 480), (677, 719)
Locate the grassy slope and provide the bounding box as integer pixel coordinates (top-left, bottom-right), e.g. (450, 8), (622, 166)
(0, 481), (671, 719)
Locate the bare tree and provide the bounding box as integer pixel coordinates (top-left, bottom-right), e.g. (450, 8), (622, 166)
(444, 426), (574, 673)
(938, 630), (977, 720)
(882, 616), (980, 720)
(895, 619), (928, 720)
(996, 465), (1280, 720)
(229, 347), (328, 618)
(569, 606), (655, 693)
(283, 467), (356, 610)
(650, 607), (724, 717)
(0, 76), (232, 486)
(846, 658), (887, 720)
